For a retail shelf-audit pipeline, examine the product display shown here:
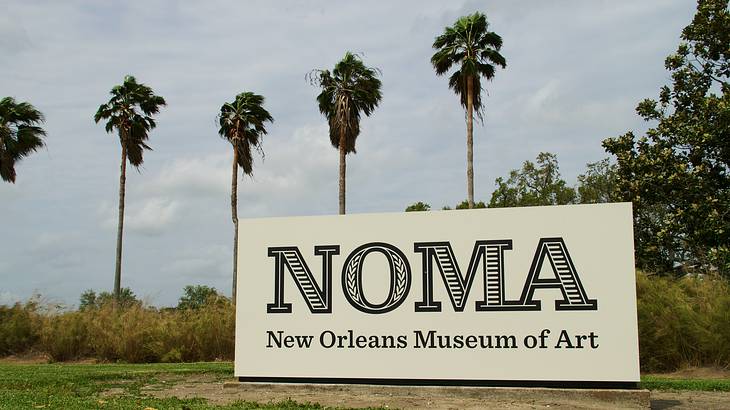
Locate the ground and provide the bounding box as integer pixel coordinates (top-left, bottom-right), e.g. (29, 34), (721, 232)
(0, 358), (728, 409)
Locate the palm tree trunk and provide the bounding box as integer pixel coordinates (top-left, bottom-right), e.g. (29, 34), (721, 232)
(114, 144), (127, 301)
(231, 148), (239, 305)
(466, 75), (475, 209)
(338, 129), (346, 215)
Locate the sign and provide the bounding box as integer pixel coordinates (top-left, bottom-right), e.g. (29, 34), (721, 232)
(235, 203), (639, 385)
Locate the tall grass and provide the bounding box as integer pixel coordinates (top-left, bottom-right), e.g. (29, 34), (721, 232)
(636, 272), (730, 371)
(0, 274), (728, 371)
(0, 299), (234, 363)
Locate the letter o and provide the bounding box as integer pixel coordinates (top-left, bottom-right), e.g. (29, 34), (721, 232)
(341, 242), (411, 314)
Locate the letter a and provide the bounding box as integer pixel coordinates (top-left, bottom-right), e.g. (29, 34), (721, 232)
(516, 238), (597, 311)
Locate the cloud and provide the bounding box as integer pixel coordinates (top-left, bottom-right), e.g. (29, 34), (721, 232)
(99, 198), (181, 236)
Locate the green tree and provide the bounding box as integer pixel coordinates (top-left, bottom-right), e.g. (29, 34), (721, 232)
(218, 92), (273, 302)
(310, 52), (382, 214)
(94, 75), (166, 301)
(79, 288), (139, 310)
(432, 12), (506, 209)
(455, 199), (487, 209)
(177, 285), (221, 310)
(603, 0), (729, 275)
(488, 152), (576, 208)
(405, 201), (431, 212)
(0, 97), (46, 183)
(576, 158), (620, 204)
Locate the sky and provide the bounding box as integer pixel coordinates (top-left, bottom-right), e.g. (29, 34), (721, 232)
(0, 1), (697, 307)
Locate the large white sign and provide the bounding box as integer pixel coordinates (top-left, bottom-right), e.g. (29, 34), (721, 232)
(235, 203), (639, 384)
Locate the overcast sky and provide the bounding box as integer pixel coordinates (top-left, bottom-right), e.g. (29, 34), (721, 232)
(0, 1), (696, 307)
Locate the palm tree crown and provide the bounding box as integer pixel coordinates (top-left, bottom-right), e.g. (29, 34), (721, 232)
(431, 12), (506, 119)
(217, 92), (273, 175)
(94, 75), (166, 167)
(0, 97), (46, 183)
(311, 52), (382, 154)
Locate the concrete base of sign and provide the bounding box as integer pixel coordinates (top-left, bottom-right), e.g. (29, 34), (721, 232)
(222, 381), (650, 409)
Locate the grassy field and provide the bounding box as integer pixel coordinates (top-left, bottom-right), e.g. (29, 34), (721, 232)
(0, 362), (729, 409)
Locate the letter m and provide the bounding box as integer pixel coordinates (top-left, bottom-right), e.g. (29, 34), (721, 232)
(266, 246), (339, 314)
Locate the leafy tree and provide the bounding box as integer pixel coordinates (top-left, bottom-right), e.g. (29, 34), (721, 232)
(177, 285), (221, 310)
(432, 12), (506, 209)
(79, 288), (139, 310)
(94, 75), (166, 301)
(218, 92), (273, 302)
(488, 152), (576, 208)
(310, 52), (382, 214)
(405, 202), (431, 212)
(0, 97), (46, 183)
(576, 158), (620, 204)
(603, 0), (729, 275)
(455, 199), (487, 209)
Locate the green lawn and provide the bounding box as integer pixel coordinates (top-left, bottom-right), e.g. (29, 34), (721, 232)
(0, 362), (728, 409)
(0, 362), (326, 409)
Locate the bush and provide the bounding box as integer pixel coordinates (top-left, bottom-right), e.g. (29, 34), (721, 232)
(636, 272), (730, 372)
(0, 301), (42, 355)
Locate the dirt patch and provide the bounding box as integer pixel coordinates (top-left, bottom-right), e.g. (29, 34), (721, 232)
(146, 378), (653, 409)
(0, 352), (50, 364)
(651, 391), (730, 409)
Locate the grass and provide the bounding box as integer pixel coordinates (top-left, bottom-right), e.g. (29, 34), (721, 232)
(0, 362), (334, 409)
(641, 375), (730, 392)
(0, 362), (728, 410)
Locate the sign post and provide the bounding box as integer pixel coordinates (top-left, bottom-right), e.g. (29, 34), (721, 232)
(234, 203), (639, 386)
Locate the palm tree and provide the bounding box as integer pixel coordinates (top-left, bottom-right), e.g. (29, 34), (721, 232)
(310, 52), (382, 214)
(94, 75), (166, 301)
(431, 12), (506, 209)
(0, 97), (46, 183)
(217, 92), (273, 303)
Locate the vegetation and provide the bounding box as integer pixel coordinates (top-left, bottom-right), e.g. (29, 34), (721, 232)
(94, 75), (166, 301)
(404, 201), (431, 212)
(0, 291), (234, 363)
(603, 0), (730, 276)
(0, 97), (46, 183)
(0, 362), (343, 409)
(309, 52), (382, 214)
(217, 92), (274, 302)
(432, 12), (506, 209)
(0, 275), (728, 372)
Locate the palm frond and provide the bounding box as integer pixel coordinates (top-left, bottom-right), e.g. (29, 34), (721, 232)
(94, 75), (166, 169)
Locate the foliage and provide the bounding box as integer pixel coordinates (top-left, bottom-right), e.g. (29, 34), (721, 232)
(0, 300), (41, 355)
(455, 199), (486, 209)
(636, 272), (730, 372)
(309, 52), (382, 155)
(576, 158), (620, 204)
(431, 12), (506, 120)
(94, 75), (166, 169)
(603, 0), (730, 275)
(217, 92), (274, 175)
(488, 152), (576, 208)
(405, 202), (431, 212)
(79, 288), (139, 310)
(0, 97), (46, 183)
(177, 285), (224, 310)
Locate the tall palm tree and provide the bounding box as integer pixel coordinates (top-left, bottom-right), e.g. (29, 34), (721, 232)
(94, 75), (166, 301)
(0, 97), (46, 183)
(217, 92), (273, 303)
(432, 12), (506, 209)
(310, 52), (382, 214)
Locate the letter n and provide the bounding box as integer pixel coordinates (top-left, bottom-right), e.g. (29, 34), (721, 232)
(266, 246), (339, 313)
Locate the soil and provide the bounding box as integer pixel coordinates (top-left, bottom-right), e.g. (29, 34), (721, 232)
(134, 375), (730, 409)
